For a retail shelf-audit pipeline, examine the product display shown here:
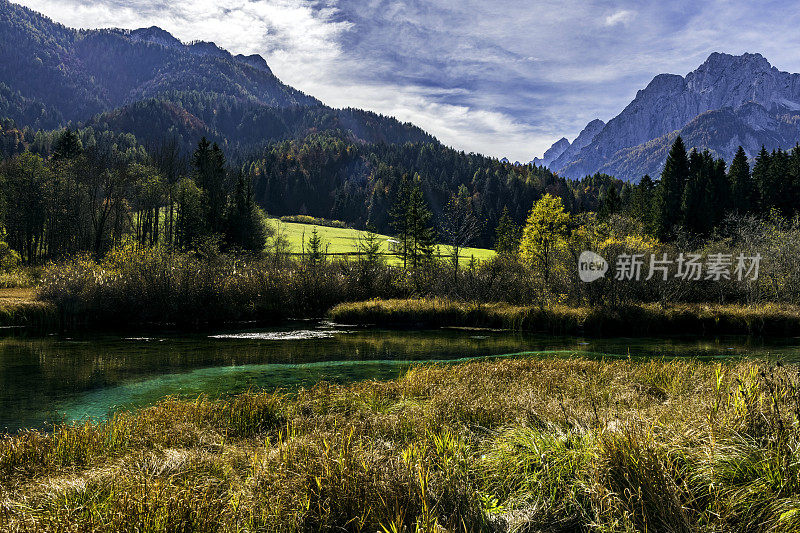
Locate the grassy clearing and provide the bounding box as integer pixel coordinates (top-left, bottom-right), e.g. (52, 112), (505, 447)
(1, 357), (799, 531)
(329, 298), (800, 336)
(269, 218), (495, 263)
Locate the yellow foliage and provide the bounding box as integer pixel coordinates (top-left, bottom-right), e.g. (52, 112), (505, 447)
(519, 194), (570, 280)
(598, 234), (660, 254)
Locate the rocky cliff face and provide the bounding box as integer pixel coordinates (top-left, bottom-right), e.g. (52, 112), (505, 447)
(543, 53), (800, 181)
(532, 137), (570, 166)
(548, 118), (605, 171)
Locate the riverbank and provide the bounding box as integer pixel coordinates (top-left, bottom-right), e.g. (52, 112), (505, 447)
(329, 298), (800, 336)
(1, 357), (797, 531)
(5, 290), (800, 338)
(0, 288), (57, 330)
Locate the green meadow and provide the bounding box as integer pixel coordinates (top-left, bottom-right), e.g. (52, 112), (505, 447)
(268, 218), (496, 263)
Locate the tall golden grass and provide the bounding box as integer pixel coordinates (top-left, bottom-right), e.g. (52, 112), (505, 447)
(329, 298), (800, 336)
(2, 357), (800, 531)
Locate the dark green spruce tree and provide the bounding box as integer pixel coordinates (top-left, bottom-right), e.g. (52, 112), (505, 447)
(494, 206), (520, 256)
(598, 184), (621, 220)
(51, 129), (83, 161)
(629, 174), (656, 233)
(389, 175), (412, 268)
(655, 136), (689, 239)
(789, 144), (800, 215)
(709, 156), (730, 227)
(769, 148), (792, 217)
(192, 137), (227, 234)
(225, 172), (267, 251)
(728, 146), (755, 214)
(405, 176), (436, 270)
(752, 146), (773, 214)
(681, 149), (707, 234)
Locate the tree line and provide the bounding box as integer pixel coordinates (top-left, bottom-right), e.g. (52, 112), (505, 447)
(4, 123), (800, 267)
(592, 137), (800, 240)
(0, 130), (266, 263)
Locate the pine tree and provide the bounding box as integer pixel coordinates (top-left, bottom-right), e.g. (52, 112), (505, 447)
(655, 136), (689, 239)
(598, 184), (621, 220)
(769, 148), (792, 217)
(389, 175), (412, 268)
(681, 149), (702, 233)
(728, 146), (754, 214)
(752, 146), (772, 214)
(440, 185), (480, 272)
(789, 144), (800, 216)
(357, 223), (383, 266)
(682, 149), (714, 235)
(52, 129), (83, 161)
(494, 206), (520, 256)
(710, 157), (730, 225)
(225, 173), (268, 251)
(306, 227), (325, 264)
(629, 174), (656, 233)
(406, 176), (436, 270)
(176, 177), (204, 250)
(192, 137), (227, 234)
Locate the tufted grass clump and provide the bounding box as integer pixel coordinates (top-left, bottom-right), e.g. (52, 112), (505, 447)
(2, 357), (800, 531)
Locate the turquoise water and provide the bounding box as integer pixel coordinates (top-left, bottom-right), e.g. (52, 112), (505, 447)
(1, 322), (799, 433)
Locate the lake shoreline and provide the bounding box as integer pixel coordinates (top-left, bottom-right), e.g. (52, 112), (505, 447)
(0, 288), (58, 331)
(329, 298), (800, 337)
(6, 291), (800, 338)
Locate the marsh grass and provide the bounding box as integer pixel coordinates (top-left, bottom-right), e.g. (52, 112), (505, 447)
(0, 267), (38, 289)
(329, 298), (800, 336)
(35, 246), (379, 329)
(2, 357), (800, 531)
(0, 287), (57, 329)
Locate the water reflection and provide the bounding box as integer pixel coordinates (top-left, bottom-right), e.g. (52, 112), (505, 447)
(1, 323), (799, 433)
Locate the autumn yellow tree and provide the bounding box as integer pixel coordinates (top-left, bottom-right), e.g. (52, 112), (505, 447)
(519, 194), (570, 282)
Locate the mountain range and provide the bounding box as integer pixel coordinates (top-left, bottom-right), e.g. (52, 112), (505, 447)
(0, 0), (434, 151)
(4, 0), (800, 191)
(537, 52), (800, 181)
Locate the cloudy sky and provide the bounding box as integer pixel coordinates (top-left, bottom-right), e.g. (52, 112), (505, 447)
(14, 0), (800, 161)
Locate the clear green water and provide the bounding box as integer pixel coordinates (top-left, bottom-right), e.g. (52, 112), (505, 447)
(2, 322), (800, 433)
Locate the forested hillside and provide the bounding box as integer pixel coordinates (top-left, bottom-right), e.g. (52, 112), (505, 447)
(5, 0), (800, 255)
(244, 133), (576, 241)
(0, 0), (434, 151)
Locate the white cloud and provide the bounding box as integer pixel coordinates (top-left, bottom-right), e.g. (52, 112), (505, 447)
(13, 0), (800, 162)
(604, 9), (635, 26)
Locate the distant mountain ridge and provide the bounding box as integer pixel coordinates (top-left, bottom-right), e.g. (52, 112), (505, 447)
(531, 137), (569, 166)
(0, 0), (435, 149)
(537, 52), (800, 181)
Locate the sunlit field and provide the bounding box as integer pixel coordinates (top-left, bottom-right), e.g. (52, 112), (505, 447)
(268, 218), (495, 264)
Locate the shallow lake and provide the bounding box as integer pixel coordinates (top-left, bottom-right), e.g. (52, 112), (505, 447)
(2, 322), (800, 433)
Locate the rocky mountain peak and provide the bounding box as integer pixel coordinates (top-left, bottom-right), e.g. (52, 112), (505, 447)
(548, 118), (606, 170)
(532, 137), (570, 166)
(696, 52), (771, 75)
(235, 54), (273, 75)
(129, 26), (182, 48)
(187, 40), (230, 59)
(548, 52), (800, 181)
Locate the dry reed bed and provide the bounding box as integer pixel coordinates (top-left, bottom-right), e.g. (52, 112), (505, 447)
(329, 298), (800, 336)
(0, 288), (57, 330)
(1, 357), (800, 531)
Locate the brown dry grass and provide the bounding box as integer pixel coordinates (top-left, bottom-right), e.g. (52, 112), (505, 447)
(2, 357), (800, 531)
(329, 298), (800, 336)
